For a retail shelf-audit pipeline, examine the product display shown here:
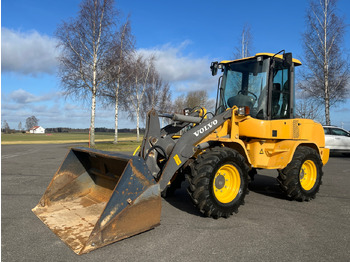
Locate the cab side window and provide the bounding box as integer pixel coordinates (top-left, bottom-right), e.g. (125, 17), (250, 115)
(271, 68), (290, 119)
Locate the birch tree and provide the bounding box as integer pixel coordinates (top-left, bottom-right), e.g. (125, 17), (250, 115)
(141, 71), (172, 120)
(295, 94), (322, 121)
(56, 0), (120, 146)
(299, 0), (349, 125)
(103, 18), (134, 144)
(234, 24), (253, 59)
(124, 54), (154, 141)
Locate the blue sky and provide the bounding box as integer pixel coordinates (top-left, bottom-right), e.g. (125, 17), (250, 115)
(2, 0), (350, 130)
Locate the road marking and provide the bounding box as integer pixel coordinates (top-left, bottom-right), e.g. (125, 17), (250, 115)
(1, 149), (39, 159)
(1, 138), (121, 145)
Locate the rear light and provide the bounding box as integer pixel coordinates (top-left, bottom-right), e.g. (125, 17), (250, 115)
(236, 106), (250, 116)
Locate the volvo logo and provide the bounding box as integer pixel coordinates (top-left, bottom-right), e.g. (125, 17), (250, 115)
(193, 119), (218, 137)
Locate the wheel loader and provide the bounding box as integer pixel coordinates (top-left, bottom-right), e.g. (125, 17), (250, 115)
(32, 51), (329, 254)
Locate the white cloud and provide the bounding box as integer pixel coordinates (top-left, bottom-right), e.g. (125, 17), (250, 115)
(1, 40), (223, 129)
(1, 88), (115, 129)
(8, 89), (61, 104)
(138, 41), (218, 93)
(1, 27), (59, 75)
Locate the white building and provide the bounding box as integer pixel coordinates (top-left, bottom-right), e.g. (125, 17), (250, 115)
(30, 126), (45, 134)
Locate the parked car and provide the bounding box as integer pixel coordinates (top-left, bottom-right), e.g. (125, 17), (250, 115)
(323, 126), (350, 156)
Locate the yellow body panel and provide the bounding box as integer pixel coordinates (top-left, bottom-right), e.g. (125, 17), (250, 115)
(220, 53), (302, 66)
(195, 110), (329, 170)
(238, 117), (325, 145)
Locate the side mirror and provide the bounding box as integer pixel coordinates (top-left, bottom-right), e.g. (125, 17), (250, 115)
(210, 61), (218, 76)
(283, 53), (293, 67)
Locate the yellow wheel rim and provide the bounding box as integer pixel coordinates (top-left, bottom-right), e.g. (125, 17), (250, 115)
(213, 164), (241, 203)
(299, 160), (317, 191)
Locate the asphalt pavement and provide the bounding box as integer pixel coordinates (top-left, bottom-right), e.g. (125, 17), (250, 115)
(1, 144), (350, 262)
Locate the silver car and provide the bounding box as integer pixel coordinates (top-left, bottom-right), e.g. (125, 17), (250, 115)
(323, 126), (350, 156)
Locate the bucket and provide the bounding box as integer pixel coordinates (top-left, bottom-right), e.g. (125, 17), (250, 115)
(32, 148), (161, 254)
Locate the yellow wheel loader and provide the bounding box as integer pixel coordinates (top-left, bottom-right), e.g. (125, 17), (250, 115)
(33, 51), (329, 254)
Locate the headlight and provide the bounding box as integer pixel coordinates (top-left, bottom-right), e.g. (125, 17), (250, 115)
(237, 106), (250, 116)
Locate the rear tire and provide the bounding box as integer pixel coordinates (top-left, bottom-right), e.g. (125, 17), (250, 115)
(187, 147), (249, 218)
(277, 146), (323, 201)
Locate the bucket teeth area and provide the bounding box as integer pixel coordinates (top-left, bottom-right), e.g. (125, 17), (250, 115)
(33, 195), (107, 253)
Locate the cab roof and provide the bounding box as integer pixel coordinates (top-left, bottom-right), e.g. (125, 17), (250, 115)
(220, 53), (302, 66)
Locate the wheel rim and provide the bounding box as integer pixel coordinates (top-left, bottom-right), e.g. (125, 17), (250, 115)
(213, 164), (241, 203)
(299, 160), (317, 191)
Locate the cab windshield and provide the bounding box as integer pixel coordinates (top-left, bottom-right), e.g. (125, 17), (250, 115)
(218, 58), (270, 119)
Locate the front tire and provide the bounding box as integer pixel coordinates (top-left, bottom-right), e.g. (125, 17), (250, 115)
(161, 172), (185, 198)
(277, 146), (323, 201)
(187, 147), (249, 218)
